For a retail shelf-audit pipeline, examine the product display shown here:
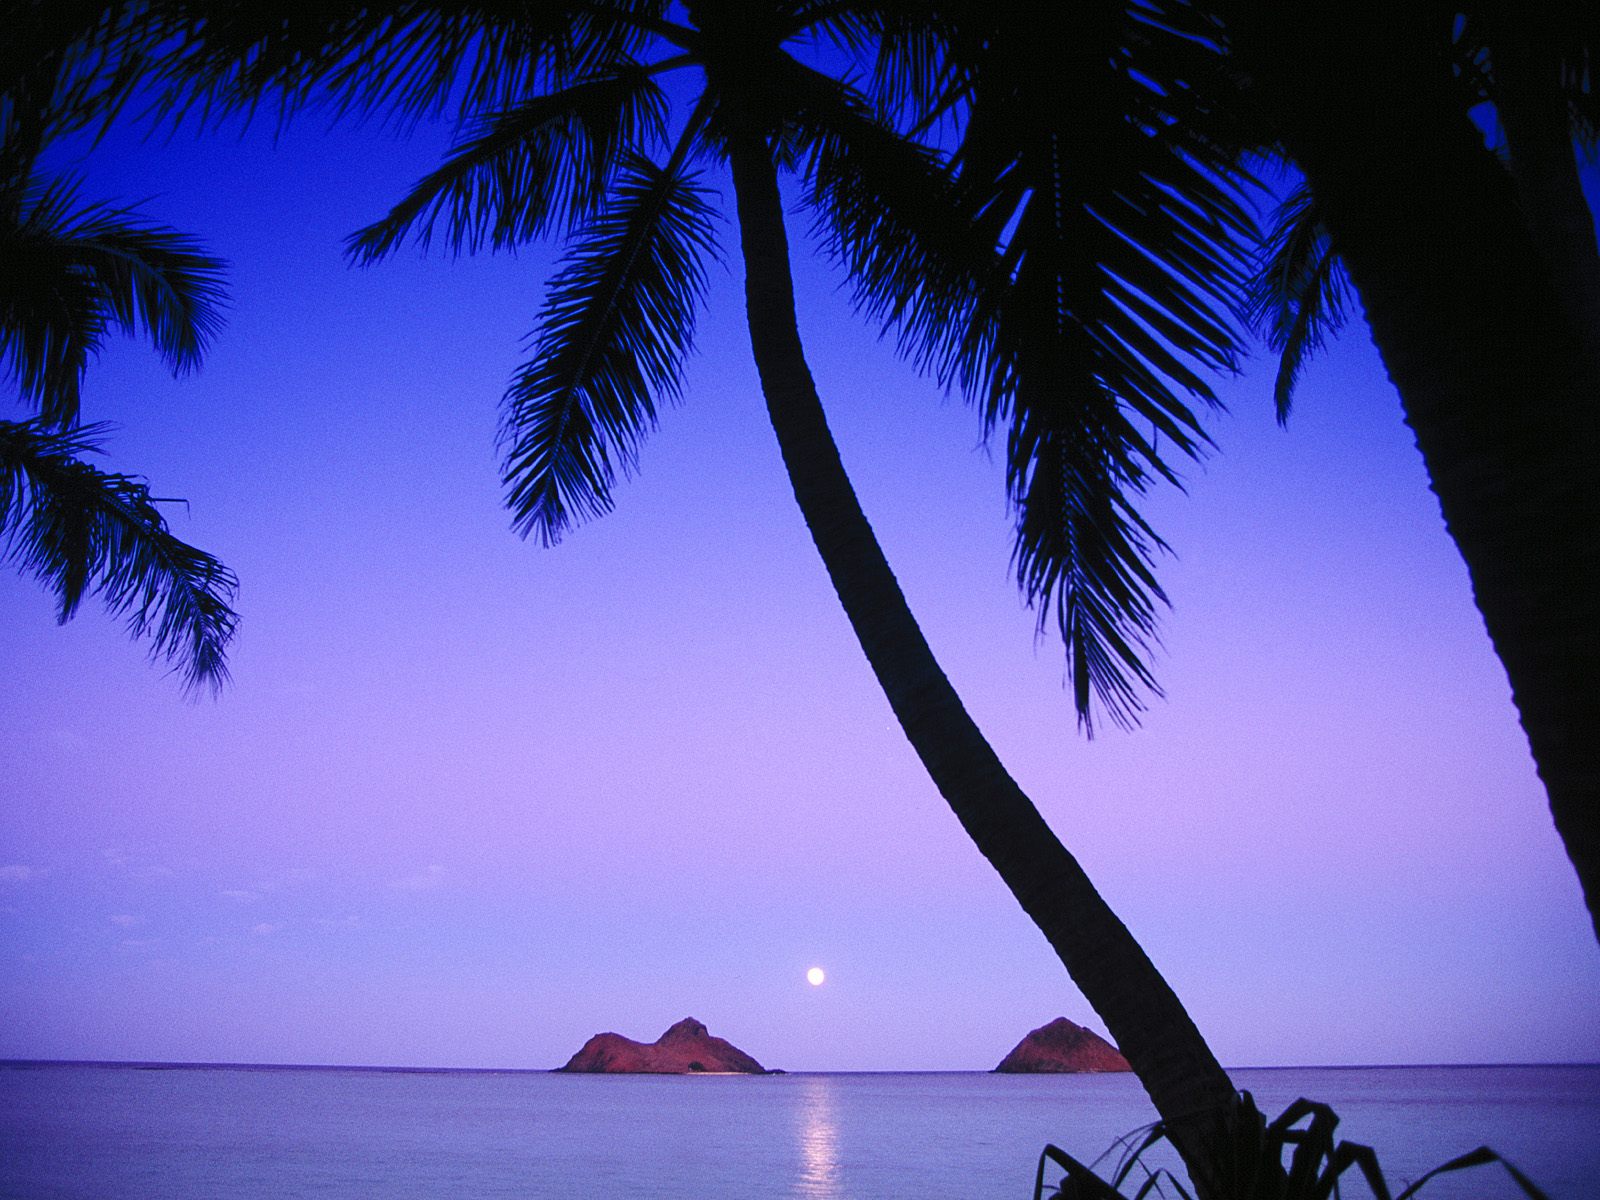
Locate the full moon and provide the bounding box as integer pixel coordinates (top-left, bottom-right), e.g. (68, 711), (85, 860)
(806, 966), (826, 987)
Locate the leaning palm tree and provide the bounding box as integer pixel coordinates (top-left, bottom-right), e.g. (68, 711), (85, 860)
(889, 0), (1600, 950)
(1, 21), (237, 694)
(1215, 1), (1600, 946)
(146, 0), (1246, 1177)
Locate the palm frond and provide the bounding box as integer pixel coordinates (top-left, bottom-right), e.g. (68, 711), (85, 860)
(799, 56), (988, 350)
(141, 1), (666, 132)
(1012, 423), (1170, 733)
(1037, 1092), (1551, 1200)
(0, 173), (228, 427)
(812, 0), (1254, 731)
(1, 1), (153, 171)
(0, 418), (238, 694)
(499, 154), (718, 544)
(779, 0), (943, 123)
(1246, 182), (1348, 423)
(347, 68), (667, 262)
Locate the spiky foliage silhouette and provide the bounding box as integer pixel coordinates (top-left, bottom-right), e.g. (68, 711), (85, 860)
(821, 0), (1257, 733)
(1, 15), (235, 694)
(1033, 1092), (1549, 1200)
(0, 420), (236, 692)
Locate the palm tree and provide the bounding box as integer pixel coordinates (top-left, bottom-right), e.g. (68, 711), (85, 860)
(1218, 1), (1600, 946)
(1, 12), (237, 694)
(891, 0), (1600, 949)
(143, 0), (1244, 1177)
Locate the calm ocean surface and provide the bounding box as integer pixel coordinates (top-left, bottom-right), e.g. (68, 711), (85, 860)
(2, 1063), (1596, 1199)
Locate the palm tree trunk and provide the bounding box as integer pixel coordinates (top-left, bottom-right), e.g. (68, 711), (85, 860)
(721, 127), (1238, 1182)
(1230, 2), (1600, 945)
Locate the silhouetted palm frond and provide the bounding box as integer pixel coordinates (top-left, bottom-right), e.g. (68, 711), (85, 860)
(820, 0), (1254, 732)
(1246, 182), (1347, 423)
(1, 1), (154, 173)
(802, 58), (984, 344)
(0, 174), (227, 427)
(0, 418), (238, 694)
(144, 1), (655, 131)
(1034, 1092), (1551, 1200)
(347, 68), (668, 260)
(500, 154), (718, 544)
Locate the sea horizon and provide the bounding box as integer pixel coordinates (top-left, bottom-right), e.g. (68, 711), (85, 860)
(7, 1057), (1598, 1073)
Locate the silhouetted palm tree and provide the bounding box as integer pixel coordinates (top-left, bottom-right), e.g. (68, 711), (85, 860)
(891, 1), (1600, 949)
(1, 16), (236, 694)
(1221, 2), (1600, 946)
(143, 0), (1245, 1174)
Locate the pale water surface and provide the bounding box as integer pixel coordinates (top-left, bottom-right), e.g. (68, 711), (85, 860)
(2, 1064), (1596, 1199)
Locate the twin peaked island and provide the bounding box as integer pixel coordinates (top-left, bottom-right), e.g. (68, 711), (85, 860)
(554, 1016), (1130, 1074)
(557, 1018), (769, 1074)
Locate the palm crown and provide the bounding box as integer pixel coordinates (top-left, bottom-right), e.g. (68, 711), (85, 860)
(335, 2), (903, 544)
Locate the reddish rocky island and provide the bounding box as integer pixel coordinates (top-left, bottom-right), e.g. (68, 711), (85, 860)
(555, 1018), (770, 1074)
(993, 1018), (1131, 1073)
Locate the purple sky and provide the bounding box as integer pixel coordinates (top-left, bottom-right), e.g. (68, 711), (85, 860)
(2, 102), (1597, 1073)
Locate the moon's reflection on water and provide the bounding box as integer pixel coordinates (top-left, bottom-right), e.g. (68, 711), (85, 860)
(795, 1076), (841, 1197)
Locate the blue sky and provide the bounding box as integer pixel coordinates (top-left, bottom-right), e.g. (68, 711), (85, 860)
(2, 89), (1597, 1072)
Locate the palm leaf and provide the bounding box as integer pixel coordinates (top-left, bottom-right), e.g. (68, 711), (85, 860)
(1039, 1093), (1551, 1200)
(1246, 182), (1348, 423)
(0, 418), (238, 694)
(0, 173), (227, 427)
(1012, 425), (1170, 730)
(347, 68), (668, 261)
(2, 1), (155, 171)
(799, 55), (990, 352)
(143, 2), (661, 131)
(811, 0), (1253, 731)
(1395, 1146), (1552, 1200)
(500, 154), (717, 544)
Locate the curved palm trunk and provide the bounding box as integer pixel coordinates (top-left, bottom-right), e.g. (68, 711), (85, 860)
(722, 128), (1237, 1181)
(1231, 3), (1600, 945)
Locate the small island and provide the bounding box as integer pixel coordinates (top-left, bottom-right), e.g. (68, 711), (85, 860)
(555, 1018), (771, 1074)
(993, 1018), (1131, 1073)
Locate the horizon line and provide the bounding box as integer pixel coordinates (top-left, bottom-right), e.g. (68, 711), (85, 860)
(4, 1058), (1597, 1075)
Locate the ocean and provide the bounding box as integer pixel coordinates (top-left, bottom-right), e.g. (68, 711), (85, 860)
(2, 1063), (1596, 1199)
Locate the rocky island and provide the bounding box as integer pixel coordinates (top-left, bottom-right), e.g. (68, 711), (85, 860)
(993, 1017), (1131, 1073)
(555, 1018), (770, 1074)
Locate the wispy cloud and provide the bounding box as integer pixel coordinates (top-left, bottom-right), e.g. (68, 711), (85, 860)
(390, 864), (445, 892)
(220, 889), (263, 903)
(0, 864), (41, 883)
(316, 914), (363, 930)
(110, 914), (147, 928)
(250, 922), (284, 937)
